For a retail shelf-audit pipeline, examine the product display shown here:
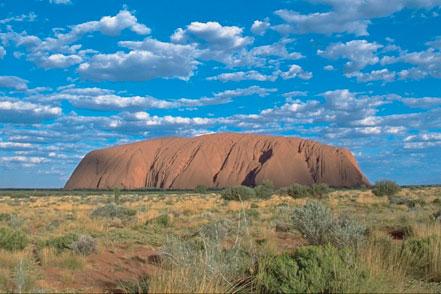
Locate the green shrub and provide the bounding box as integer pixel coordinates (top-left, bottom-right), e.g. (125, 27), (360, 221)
(286, 184), (310, 198)
(372, 180), (400, 197)
(256, 245), (372, 293)
(118, 275), (150, 294)
(113, 187), (121, 204)
(286, 183), (330, 198)
(400, 236), (441, 281)
(71, 235), (97, 256)
(46, 233), (79, 252)
(90, 203), (136, 220)
(221, 185), (256, 201)
(292, 202), (366, 248)
(254, 180), (274, 199)
(194, 185), (208, 194)
(155, 213), (170, 227)
(0, 227), (28, 251)
(433, 209), (441, 222)
(310, 183), (331, 197)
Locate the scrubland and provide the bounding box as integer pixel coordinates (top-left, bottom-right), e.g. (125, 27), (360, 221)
(0, 185), (440, 293)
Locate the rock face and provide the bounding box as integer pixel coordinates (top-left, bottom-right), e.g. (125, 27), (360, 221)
(65, 133), (369, 189)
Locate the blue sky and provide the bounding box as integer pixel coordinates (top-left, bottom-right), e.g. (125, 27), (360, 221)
(0, 0), (440, 188)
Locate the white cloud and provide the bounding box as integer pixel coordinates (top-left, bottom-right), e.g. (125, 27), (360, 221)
(171, 21), (253, 65)
(0, 142), (32, 149)
(171, 21), (252, 50)
(36, 85), (276, 110)
(401, 96), (441, 108)
(0, 46), (5, 59)
(207, 70), (277, 82)
(49, 0), (71, 4)
(348, 68), (396, 82)
(324, 65), (334, 71)
(79, 39), (198, 81)
(280, 64), (313, 80)
(39, 53), (82, 68)
(69, 9), (150, 37)
(318, 40), (382, 73)
(384, 47), (441, 79)
(0, 156), (46, 165)
(251, 18), (271, 35)
(0, 10), (149, 69)
(274, 0), (441, 36)
(0, 76), (28, 91)
(0, 100), (61, 123)
(0, 12), (36, 24)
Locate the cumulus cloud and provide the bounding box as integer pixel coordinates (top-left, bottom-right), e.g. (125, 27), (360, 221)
(318, 40), (382, 73)
(0, 76), (28, 91)
(39, 53), (82, 68)
(78, 39), (198, 81)
(0, 100), (61, 123)
(251, 18), (271, 35)
(383, 47), (441, 79)
(49, 0), (72, 4)
(0, 10), (149, 69)
(0, 12), (37, 24)
(171, 21), (252, 50)
(207, 70), (278, 82)
(35, 85), (276, 110)
(280, 64), (313, 80)
(404, 133), (441, 149)
(171, 21), (253, 65)
(348, 68), (396, 82)
(274, 0), (441, 36)
(0, 46), (5, 59)
(67, 9), (150, 37)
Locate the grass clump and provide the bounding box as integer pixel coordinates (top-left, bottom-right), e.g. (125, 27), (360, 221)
(71, 235), (97, 256)
(400, 236), (441, 281)
(254, 180), (274, 199)
(90, 203), (136, 220)
(221, 185), (256, 201)
(292, 201), (366, 248)
(194, 185), (208, 194)
(0, 227), (28, 251)
(45, 233), (79, 252)
(147, 214), (169, 227)
(256, 245), (373, 293)
(372, 180), (400, 196)
(286, 183), (330, 198)
(118, 275), (150, 294)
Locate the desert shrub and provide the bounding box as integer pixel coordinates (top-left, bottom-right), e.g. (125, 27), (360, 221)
(71, 235), (97, 256)
(118, 275), (150, 294)
(286, 183), (330, 198)
(255, 245), (372, 293)
(372, 180), (400, 197)
(194, 185), (208, 194)
(400, 236), (441, 281)
(113, 187), (121, 204)
(147, 214), (169, 227)
(254, 180), (274, 199)
(310, 183), (331, 197)
(46, 233), (78, 252)
(292, 201), (366, 248)
(90, 203), (136, 220)
(13, 259), (35, 293)
(286, 184), (310, 198)
(221, 185), (256, 201)
(0, 227), (28, 251)
(433, 209), (441, 222)
(0, 213), (12, 222)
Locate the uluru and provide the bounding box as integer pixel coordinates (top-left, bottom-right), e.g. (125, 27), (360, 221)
(65, 133), (369, 190)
